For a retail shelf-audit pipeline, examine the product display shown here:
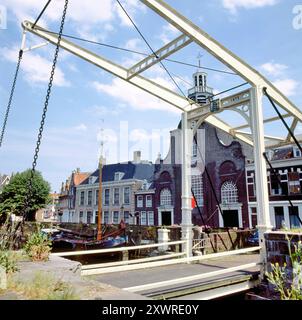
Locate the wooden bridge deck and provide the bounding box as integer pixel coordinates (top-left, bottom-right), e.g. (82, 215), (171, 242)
(87, 253), (260, 300)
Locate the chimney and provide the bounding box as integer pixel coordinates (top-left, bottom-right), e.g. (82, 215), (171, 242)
(76, 168), (80, 173)
(133, 151), (141, 163)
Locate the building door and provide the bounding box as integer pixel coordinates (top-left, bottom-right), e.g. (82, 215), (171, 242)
(161, 211), (172, 226)
(223, 210), (239, 228)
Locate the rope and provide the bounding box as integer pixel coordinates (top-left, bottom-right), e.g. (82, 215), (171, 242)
(0, 50), (23, 148)
(211, 82), (248, 98)
(263, 87), (302, 154)
(191, 188), (217, 252)
(115, 0), (188, 99)
(193, 135), (235, 250)
(32, 0), (52, 29)
(38, 29), (238, 76)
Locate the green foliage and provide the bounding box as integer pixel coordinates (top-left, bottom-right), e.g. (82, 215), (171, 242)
(0, 251), (19, 274)
(266, 240), (302, 300)
(0, 169), (51, 221)
(24, 228), (52, 262)
(8, 271), (78, 300)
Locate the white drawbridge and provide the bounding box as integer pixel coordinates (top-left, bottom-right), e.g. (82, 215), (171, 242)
(18, 0), (302, 273)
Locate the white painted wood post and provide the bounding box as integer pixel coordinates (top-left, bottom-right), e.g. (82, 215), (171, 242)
(250, 86), (273, 276)
(158, 228), (170, 252)
(181, 111), (193, 258)
(0, 266), (7, 290)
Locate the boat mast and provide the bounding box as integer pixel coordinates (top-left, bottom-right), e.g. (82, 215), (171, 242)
(97, 127), (104, 241)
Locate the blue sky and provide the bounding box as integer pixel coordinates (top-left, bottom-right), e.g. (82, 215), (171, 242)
(0, 0), (302, 192)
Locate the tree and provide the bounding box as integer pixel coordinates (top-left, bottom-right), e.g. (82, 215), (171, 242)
(0, 170), (51, 221)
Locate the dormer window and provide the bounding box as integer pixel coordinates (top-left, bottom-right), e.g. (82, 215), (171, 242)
(89, 176), (97, 184)
(294, 148), (301, 158)
(114, 172), (124, 181)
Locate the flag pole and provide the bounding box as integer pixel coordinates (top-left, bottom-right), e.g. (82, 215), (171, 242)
(97, 129), (104, 241)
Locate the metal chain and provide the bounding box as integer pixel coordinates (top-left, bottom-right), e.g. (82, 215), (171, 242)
(22, 0), (69, 224)
(0, 50), (23, 148)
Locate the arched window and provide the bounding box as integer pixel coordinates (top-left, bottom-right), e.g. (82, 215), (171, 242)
(160, 188), (172, 206)
(221, 181), (238, 204)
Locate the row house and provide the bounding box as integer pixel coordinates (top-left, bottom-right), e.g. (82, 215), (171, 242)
(58, 168), (91, 223)
(134, 186), (155, 226)
(74, 152), (154, 225)
(247, 145), (302, 230)
(134, 120), (252, 229)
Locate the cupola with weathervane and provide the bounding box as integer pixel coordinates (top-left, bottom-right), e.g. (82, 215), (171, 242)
(188, 53), (214, 105)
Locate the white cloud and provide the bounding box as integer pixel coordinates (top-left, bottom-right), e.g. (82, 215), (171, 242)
(259, 61), (300, 96)
(74, 124), (87, 131)
(114, 0), (146, 27)
(91, 78), (180, 114)
(0, 46), (70, 87)
(87, 105), (122, 117)
(125, 38), (144, 52)
(159, 24), (180, 44)
(3, 0), (144, 39)
(273, 79), (299, 96)
(3, 0), (113, 24)
(129, 129), (161, 142)
(222, 0), (278, 14)
(260, 62), (288, 77)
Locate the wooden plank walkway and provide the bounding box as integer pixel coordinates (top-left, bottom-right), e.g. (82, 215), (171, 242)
(87, 253), (260, 300)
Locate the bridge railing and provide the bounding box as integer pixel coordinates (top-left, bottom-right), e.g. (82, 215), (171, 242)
(121, 246), (261, 295)
(51, 238), (260, 277)
(51, 240), (187, 275)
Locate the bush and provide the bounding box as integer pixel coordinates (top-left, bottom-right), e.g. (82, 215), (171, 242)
(0, 251), (19, 273)
(24, 229), (52, 262)
(266, 240), (302, 300)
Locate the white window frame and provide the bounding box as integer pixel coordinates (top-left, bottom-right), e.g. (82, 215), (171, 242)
(87, 190), (92, 206)
(124, 211), (130, 224)
(114, 172), (124, 181)
(146, 195), (152, 208)
(160, 188), (172, 206)
(79, 211), (84, 223)
(113, 211), (119, 224)
(103, 211), (109, 224)
(141, 211), (147, 226)
(113, 188), (120, 205)
(123, 186), (130, 205)
(221, 181), (238, 205)
(147, 211), (154, 226)
(104, 188), (110, 206)
(137, 195), (143, 208)
(95, 189), (99, 206)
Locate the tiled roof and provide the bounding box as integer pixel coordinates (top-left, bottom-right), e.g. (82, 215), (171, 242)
(73, 172), (91, 186)
(80, 162), (154, 185)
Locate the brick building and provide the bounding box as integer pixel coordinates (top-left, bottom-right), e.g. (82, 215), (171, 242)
(134, 68), (253, 229)
(247, 145), (302, 230)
